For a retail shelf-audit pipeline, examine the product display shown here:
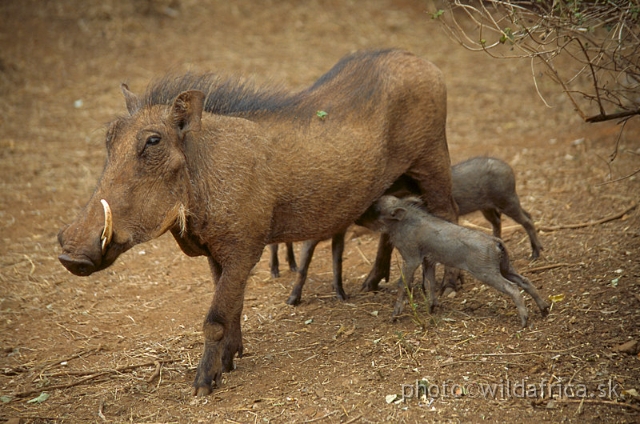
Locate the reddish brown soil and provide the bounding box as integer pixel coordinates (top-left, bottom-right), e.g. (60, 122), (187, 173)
(1, 1), (639, 422)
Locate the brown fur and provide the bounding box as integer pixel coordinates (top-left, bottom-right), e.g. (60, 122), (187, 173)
(57, 49), (457, 395)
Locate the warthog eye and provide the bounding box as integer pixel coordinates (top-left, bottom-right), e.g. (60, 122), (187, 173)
(146, 135), (161, 146)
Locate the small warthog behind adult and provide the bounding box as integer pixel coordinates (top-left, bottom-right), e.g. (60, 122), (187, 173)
(371, 195), (549, 327)
(452, 157), (543, 259)
(268, 242), (297, 278)
(57, 49), (458, 396)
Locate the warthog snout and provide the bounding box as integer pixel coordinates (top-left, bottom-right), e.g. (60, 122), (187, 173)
(58, 253), (98, 276)
(57, 224), (103, 276)
(57, 198), (122, 276)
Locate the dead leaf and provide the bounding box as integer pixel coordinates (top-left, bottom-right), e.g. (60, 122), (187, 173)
(334, 324), (356, 339)
(344, 324), (356, 337)
(612, 340), (638, 355)
(548, 294), (565, 303)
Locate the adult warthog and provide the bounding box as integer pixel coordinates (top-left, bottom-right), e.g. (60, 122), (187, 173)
(57, 49), (457, 396)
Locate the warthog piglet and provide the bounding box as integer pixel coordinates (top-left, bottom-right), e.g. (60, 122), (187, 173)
(372, 195), (549, 327)
(452, 157), (543, 259)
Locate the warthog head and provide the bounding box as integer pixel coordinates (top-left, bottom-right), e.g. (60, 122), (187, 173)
(369, 195), (424, 232)
(58, 85), (205, 276)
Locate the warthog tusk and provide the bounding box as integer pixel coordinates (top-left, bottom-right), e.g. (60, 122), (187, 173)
(100, 199), (113, 255)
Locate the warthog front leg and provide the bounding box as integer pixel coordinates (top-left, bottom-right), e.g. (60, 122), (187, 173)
(392, 257), (421, 319)
(193, 259), (251, 396)
(421, 259), (438, 313)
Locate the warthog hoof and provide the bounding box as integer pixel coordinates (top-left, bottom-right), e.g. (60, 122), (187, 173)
(540, 303), (550, 318)
(192, 326), (243, 396)
(193, 383), (215, 397)
(286, 294), (301, 306)
(335, 287), (347, 301)
(192, 367), (221, 397)
(392, 301), (405, 320)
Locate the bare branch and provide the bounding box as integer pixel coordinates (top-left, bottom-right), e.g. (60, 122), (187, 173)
(436, 0), (640, 124)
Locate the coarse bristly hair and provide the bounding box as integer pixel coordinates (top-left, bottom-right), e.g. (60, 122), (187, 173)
(398, 196), (423, 210)
(136, 49), (398, 122)
(176, 203), (188, 237)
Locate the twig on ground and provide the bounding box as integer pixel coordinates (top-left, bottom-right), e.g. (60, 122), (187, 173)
(461, 345), (581, 357)
(43, 358), (178, 378)
(98, 399), (107, 421)
(15, 359), (179, 398)
(304, 410), (339, 423)
(558, 398), (640, 412)
(598, 168), (640, 186)
(461, 221), (522, 235)
(146, 361), (161, 383)
(16, 372), (111, 398)
(440, 360), (529, 367)
(53, 322), (90, 341)
(343, 415), (362, 424)
(538, 203), (637, 232)
(526, 263), (573, 273)
(40, 345), (104, 370)
(23, 254), (36, 275)
(29, 345), (104, 383)
(568, 365), (587, 386)
(300, 354), (318, 364)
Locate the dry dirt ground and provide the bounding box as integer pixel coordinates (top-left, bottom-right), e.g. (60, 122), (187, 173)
(1, 1), (639, 423)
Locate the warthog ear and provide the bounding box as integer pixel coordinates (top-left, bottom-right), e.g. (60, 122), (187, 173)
(172, 90), (205, 136)
(389, 207), (407, 221)
(121, 83), (141, 115)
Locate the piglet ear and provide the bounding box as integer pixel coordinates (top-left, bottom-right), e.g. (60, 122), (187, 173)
(390, 207), (407, 221)
(121, 83), (141, 115)
(404, 196), (423, 208)
(172, 90), (205, 136)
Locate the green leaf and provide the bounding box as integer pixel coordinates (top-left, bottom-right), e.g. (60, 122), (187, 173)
(431, 9), (444, 20)
(316, 110), (328, 119)
(0, 395), (12, 403)
(500, 27), (514, 44)
(27, 392), (49, 404)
